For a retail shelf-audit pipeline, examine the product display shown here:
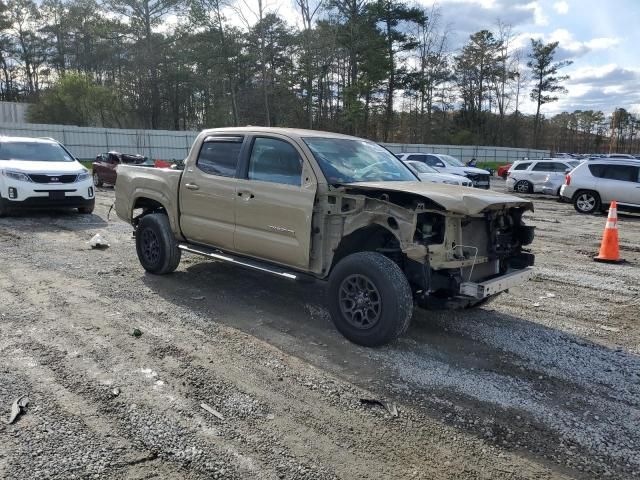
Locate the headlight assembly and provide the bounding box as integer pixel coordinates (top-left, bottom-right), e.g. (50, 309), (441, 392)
(1, 170), (31, 182)
(76, 171), (91, 182)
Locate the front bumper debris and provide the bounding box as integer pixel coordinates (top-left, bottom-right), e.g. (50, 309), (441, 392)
(459, 267), (534, 299)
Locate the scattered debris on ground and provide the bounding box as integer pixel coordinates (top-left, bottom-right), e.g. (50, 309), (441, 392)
(0, 184), (638, 479)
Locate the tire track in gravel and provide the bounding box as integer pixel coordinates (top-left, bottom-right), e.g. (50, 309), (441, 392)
(0, 245), (575, 480)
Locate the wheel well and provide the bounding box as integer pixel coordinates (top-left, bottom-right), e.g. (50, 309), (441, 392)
(132, 197), (167, 225)
(572, 189), (600, 201)
(331, 225), (403, 270)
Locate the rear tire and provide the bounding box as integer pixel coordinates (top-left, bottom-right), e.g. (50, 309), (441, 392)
(514, 180), (533, 194)
(135, 213), (181, 274)
(573, 190), (601, 214)
(328, 252), (413, 347)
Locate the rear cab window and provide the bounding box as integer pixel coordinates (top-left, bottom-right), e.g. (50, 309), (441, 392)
(196, 136), (244, 177)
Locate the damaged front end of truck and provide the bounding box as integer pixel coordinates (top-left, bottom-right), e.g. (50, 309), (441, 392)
(313, 182), (535, 309)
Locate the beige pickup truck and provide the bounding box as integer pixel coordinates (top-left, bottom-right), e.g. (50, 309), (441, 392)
(115, 127), (535, 346)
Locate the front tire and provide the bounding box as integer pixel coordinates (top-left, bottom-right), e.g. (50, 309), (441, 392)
(573, 190), (601, 214)
(93, 172), (103, 187)
(135, 213), (181, 274)
(328, 252), (413, 347)
(0, 197), (7, 217)
(78, 201), (95, 214)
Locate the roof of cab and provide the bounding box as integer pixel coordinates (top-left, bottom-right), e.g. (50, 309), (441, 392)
(198, 126), (362, 141)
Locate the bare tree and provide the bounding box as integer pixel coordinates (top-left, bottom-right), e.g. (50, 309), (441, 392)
(295, 0), (323, 128)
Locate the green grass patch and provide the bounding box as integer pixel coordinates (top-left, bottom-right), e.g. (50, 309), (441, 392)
(79, 160), (93, 171)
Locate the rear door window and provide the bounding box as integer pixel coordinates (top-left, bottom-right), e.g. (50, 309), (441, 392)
(248, 137), (302, 186)
(589, 164), (639, 181)
(196, 137), (243, 177)
(531, 162), (565, 172)
(407, 154), (426, 161)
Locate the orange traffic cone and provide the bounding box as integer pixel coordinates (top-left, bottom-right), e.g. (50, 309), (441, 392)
(594, 201), (624, 264)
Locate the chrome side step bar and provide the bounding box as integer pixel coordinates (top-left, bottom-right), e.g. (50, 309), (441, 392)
(178, 243), (298, 280)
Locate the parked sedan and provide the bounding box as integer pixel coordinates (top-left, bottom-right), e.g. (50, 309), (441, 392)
(396, 153), (491, 189)
(93, 151), (154, 187)
(403, 160), (472, 186)
(497, 164), (512, 179)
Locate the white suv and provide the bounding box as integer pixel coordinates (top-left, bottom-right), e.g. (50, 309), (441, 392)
(506, 159), (580, 195)
(0, 136), (95, 216)
(560, 159), (640, 213)
(395, 153), (491, 189)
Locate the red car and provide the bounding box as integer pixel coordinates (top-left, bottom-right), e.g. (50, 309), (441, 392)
(93, 151), (154, 187)
(497, 163), (512, 179)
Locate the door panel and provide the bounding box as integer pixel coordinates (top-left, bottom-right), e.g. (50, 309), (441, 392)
(179, 137), (244, 250)
(597, 165), (640, 206)
(106, 159), (118, 184)
(234, 136), (316, 269)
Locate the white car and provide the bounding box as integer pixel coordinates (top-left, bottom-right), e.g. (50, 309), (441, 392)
(403, 160), (472, 186)
(560, 159), (640, 214)
(506, 159), (580, 195)
(395, 153), (491, 189)
(0, 136), (95, 216)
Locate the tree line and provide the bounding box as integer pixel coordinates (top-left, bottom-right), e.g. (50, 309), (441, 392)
(1, 0), (637, 153)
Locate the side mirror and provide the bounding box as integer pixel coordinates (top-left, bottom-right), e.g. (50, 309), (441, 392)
(436, 163), (445, 168)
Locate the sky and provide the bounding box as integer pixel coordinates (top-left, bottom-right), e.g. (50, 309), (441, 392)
(266, 0), (640, 116)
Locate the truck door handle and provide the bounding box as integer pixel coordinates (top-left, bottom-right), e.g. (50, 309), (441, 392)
(238, 190), (255, 199)
(184, 183), (199, 190)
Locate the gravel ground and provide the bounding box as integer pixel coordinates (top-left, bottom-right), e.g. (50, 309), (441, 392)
(0, 179), (638, 479)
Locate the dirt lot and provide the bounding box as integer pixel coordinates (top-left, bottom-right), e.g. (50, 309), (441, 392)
(0, 179), (639, 480)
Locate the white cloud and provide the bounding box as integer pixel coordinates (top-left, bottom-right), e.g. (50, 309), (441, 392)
(528, 1), (549, 26)
(553, 1), (569, 14)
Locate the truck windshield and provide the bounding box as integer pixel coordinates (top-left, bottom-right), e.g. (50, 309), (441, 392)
(0, 141), (75, 162)
(303, 138), (416, 184)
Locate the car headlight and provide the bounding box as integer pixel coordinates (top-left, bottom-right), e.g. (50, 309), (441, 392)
(1, 170), (31, 182)
(76, 171), (91, 182)
(442, 179), (459, 185)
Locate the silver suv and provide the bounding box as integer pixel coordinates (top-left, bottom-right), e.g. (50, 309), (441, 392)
(560, 159), (640, 213)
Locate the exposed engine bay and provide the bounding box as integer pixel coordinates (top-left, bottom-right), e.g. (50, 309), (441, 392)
(312, 185), (535, 308)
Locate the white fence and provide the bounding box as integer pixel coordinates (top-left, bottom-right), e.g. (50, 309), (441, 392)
(0, 121), (549, 162)
(0, 122), (197, 161)
(0, 102), (28, 124)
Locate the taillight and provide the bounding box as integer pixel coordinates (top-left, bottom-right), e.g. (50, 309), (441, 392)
(565, 174), (571, 186)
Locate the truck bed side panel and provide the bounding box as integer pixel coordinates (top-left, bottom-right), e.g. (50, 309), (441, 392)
(114, 165), (183, 237)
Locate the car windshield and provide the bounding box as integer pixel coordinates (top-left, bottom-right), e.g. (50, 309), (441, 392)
(407, 161), (438, 173)
(438, 154), (465, 167)
(0, 141), (74, 162)
(303, 137), (416, 184)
